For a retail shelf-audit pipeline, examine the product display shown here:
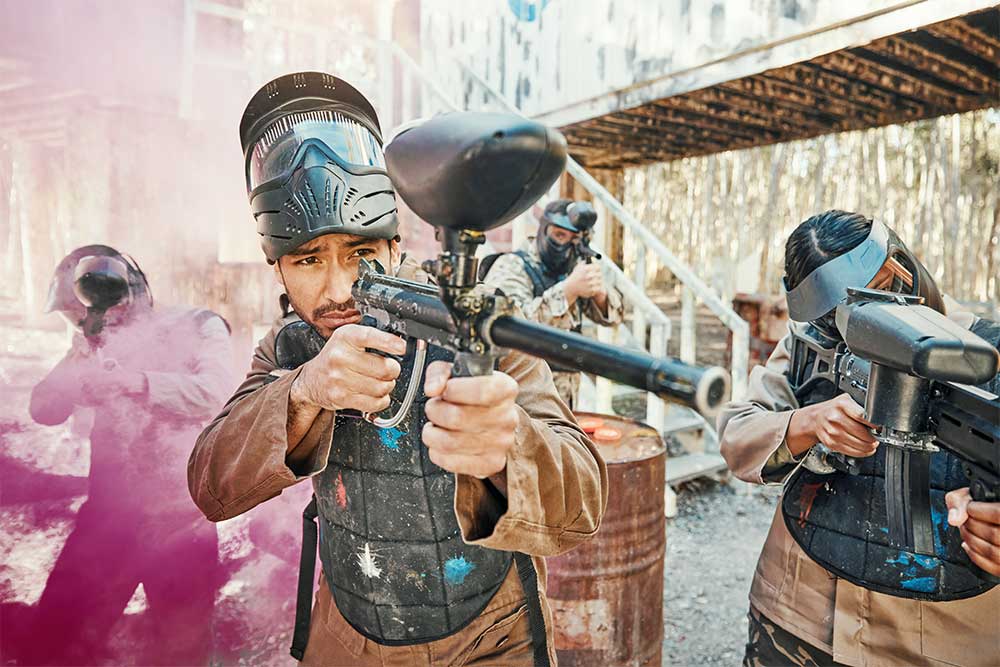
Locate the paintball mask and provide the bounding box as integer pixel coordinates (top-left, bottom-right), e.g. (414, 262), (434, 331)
(239, 72), (398, 263)
(784, 219), (943, 339)
(536, 198), (581, 276)
(46, 245), (151, 338)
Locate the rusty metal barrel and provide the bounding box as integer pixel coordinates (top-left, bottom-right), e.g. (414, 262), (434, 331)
(546, 412), (666, 667)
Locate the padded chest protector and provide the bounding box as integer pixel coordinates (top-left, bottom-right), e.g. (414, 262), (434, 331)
(314, 341), (512, 644)
(780, 320), (1000, 601)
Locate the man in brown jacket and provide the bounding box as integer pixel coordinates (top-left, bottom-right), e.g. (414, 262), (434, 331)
(188, 72), (607, 666)
(718, 211), (1000, 667)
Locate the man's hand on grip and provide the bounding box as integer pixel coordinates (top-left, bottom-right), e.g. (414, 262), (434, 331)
(421, 361), (519, 479)
(292, 324), (405, 414)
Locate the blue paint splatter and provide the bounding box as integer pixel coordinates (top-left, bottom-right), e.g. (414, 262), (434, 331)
(379, 426), (406, 451)
(901, 577), (936, 592)
(508, 0), (550, 21)
(885, 551), (940, 593)
(886, 553), (909, 567)
(444, 556), (476, 585)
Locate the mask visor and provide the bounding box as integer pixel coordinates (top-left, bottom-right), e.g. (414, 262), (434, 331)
(785, 220), (890, 322)
(249, 109), (385, 189)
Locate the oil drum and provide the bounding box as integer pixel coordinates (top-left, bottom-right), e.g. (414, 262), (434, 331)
(546, 412), (666, 666)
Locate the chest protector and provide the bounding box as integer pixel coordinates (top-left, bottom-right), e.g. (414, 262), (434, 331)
(781, 319), (1000, 601)
(276, 321), (513, 645)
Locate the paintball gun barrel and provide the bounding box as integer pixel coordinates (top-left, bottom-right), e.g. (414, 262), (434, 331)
(567, 201), (601, 263)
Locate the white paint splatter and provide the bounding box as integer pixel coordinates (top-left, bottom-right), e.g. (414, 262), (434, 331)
(356, 543), (382, 579)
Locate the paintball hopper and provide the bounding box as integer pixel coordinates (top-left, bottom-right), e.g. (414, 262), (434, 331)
(384, 112), (568, 231)
(567, 201), (597, 232)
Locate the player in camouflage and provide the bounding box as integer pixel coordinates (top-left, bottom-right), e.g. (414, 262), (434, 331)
(482, 199), (623, 408)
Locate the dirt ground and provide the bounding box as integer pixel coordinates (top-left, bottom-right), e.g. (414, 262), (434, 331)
(663, 479), (782, 666)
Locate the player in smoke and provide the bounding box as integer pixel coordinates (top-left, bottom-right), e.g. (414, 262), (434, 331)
(21, 245), (234, 665)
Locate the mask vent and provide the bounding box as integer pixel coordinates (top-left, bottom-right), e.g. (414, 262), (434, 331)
(284, 198), (303, 218)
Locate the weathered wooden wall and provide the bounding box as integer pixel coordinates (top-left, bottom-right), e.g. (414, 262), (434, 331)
(622, 108), (1000, 305)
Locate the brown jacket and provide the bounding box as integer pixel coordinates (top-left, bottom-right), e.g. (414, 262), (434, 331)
(188, 263), (608, 666)
(718, 306), (1000, 667)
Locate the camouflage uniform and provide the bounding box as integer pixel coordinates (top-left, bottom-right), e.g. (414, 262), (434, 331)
(483, 241), (623, 408)
(745, 607), (846, 667)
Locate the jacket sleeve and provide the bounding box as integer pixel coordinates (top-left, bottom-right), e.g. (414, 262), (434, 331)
(483, 253), (577, 329)
(583, 281), (624, 327)
(717, 331), (806, 485)
(453, 349), (609, 557)
(187, 321), (336, 522)
(29, 339), (88, 426)
(142, 316), (236, 421)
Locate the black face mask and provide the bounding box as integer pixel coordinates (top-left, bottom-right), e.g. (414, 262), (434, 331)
(536, 224), (575, 276)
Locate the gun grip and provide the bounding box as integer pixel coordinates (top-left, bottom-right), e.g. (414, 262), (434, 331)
(967, 477), (1000, 585)
(360, 315), (408, 364)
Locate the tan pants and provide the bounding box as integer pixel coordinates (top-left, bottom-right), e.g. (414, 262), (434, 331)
(302, 566), (535, 666)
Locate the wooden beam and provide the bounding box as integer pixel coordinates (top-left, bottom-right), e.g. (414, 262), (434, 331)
(924, 18), (1000, 66)
(617, 104), (778, 145)
(873, 34), (996, 94)
(688, 86), (832, 133)
(563, 127), (688, 158)
(579, 115), (732, 154)
(657, 93), (808, 137)
(762, 62), (925, 117)
(718, 76), (882, 127)
(811, 49), (970, 111)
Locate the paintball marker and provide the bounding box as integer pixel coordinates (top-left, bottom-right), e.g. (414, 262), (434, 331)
(789, 287), (1000, 581)
(73, 255), (131, 339)
(566, 201), (601, 264)
(351, 112), (729, 425)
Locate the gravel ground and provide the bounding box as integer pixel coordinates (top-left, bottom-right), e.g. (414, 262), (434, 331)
(662, 479), (782, 667)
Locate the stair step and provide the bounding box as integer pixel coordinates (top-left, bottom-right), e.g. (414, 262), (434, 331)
(665, 452), (728, 486)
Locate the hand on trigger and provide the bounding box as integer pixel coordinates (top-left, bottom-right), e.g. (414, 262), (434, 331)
(564, 263), (605, 305)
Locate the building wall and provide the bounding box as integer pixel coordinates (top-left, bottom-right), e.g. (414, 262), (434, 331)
(420, 0), (903, 118)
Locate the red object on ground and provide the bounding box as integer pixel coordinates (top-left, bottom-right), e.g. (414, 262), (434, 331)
(578, 417), (605, 433)
(593, 427), (622, 442)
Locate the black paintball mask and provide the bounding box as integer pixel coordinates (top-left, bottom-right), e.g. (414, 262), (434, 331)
(784, 219), (944, 341)
(46, 245), (152, 338)
(535, 198), (581, 277)
(239, 72), (398, 264)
